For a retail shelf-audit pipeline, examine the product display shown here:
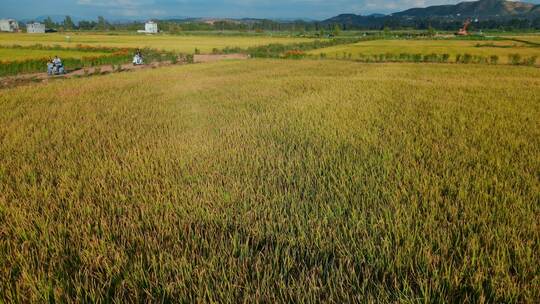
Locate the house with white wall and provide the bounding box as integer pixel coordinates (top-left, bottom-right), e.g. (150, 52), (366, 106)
(27, 22), (46, 34)
(0, 19), (20, 32)
(138, 21), (158, 34)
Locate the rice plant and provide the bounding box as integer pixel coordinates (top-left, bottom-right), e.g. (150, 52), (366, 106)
(0, 59), (538, 303)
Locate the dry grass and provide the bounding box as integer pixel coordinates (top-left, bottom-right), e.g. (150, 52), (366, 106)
(0, 33), (314, 53)
(0, 60), (539, 302)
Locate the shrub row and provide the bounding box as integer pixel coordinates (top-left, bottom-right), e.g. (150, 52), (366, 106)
(304, 52), (537, 66)
(213, 37), (376, 58)
(507, 53), (538, 66)
(0, 48), (182, 77)
(2, 44), (129, 54)
(212, 38), (537, 67)
(0, 55), (130, 77)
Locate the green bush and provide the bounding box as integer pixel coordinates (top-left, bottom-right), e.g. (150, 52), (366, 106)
(399, 53), (410, 61)
(243, 38), (371, 59)
(509, 54), (522, 65)
(0, 47), (182, 77)
(522, 56), (537, 66)
(442, 54), (450, 63)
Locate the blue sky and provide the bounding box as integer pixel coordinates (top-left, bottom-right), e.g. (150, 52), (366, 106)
(2, 0), (540, 20)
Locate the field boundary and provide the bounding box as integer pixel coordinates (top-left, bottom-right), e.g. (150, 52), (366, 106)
(0, 53), (249, 89)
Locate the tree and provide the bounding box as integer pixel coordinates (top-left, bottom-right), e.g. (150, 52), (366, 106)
(78, 20), (97, 30)
(44, 16), (56, 29)
(64, 16), (75, 30)
(333, 24), (341, 36)
(427, 24), (435, 37)
(97, 16), (108, 31)
(383, 25), (390, 36)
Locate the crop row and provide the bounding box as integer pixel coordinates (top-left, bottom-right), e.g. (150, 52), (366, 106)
(294, 51), (538, 66)
(1, 44), (131, 53)
(214, 38), (374, 58)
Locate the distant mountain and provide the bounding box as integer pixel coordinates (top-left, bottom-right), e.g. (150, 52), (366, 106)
(367, 14), (387, 18)
(530, 4), (540, 15)
(20, 15), (85, 24)
(393, 0), (536, 18)
(322, 14), (388, 27)
(323, 0), (540, 27)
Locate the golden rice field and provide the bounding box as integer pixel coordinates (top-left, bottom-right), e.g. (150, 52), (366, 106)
(0, 47), (109, 62)
(308, 39), (540, 63)
(0, 33), (313, 53)
(1, 59), (538, 302)
(499, 34), (540, 43)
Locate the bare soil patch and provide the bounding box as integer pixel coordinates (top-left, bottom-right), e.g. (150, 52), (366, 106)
(194, 54), (250, 63)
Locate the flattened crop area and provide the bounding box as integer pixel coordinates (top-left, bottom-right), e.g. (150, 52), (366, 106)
(1, 60), (539, 302)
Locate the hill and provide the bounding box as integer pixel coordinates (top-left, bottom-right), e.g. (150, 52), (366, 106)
(394, 0), (536, 18)
(322, 14), (387, 28)
(323, 0), (540, 27)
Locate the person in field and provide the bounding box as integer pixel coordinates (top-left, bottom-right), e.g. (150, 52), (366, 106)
(52, 56), (62, 66)
(133, 49), (144, 65)
(47, 60), (53, 75)
(47, 56), (65, 75)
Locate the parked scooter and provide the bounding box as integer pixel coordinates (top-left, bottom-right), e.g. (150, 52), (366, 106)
(47, 56), (65, 75)
(133, 54), (144, 65)
(133, 50), (144, 65)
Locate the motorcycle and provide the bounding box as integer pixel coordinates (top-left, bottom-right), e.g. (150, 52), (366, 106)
(47, 62), (65, 75)
(133, 54), (144, 65)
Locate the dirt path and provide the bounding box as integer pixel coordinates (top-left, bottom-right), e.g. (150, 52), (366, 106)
(1, 54), (249, 89)
(194, 53), (250, 63)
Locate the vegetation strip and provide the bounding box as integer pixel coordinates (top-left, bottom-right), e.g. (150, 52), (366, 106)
(0, 45), (185, 77)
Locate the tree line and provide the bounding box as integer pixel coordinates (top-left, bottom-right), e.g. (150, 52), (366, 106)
(32, 15), (540, 33)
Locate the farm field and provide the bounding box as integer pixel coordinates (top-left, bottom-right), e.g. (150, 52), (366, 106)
(0, 47), (109, 62)
(307, 38), (540, 63)
(1, 59), (538, 302)
(498, 34), (540, 43)
(0, 33), (314, 53)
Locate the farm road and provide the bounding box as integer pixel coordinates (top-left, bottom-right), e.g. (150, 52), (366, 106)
(1, 53), (249, 89)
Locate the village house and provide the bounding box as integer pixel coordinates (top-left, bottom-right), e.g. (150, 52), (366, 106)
(0, 19), (20, 32)
(138, 21), (158, 34)
(26, 22), (46, 34)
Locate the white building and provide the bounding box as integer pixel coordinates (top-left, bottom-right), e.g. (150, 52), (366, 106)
(138, 21), (158, 34)
(27, 22), (45, 34)
(0, 19), (20, 32)
(145, 21), (158, 33)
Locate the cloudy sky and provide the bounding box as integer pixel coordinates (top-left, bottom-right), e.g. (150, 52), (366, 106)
(2, 0), (540, 20)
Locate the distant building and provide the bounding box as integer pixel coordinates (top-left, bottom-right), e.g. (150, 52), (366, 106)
(145, 21), (158, 33)
(27, 22), (45, 34)
(0, 19), (20, 32)
(138, 21), (158, 34)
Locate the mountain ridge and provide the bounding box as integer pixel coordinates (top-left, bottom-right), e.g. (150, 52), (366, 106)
(323, 0), (540, 27)
(393, 0), (536, 18)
